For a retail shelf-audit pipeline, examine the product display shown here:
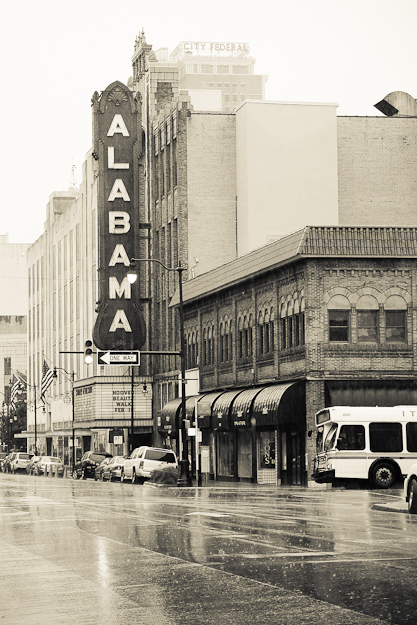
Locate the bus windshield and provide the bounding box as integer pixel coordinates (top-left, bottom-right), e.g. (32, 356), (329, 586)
(316, 427), (324, 454)
(324, 423), (338, 452)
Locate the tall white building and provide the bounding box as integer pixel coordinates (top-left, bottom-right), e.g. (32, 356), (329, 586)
(0, 234), (30, 450)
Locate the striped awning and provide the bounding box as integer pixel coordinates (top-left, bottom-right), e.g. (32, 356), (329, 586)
(230, 387), (266, 427)
(212, 389), (245, 430)
(196, 391), (226, 428)
(252, 382), (305, 427)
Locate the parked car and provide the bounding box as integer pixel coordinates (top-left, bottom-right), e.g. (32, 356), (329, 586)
(0, 452), (8, 471)
(121, 447), (178, 484)
(72, 451), (113, 480)
(10, 452), (33, 473)
(101, 456), (126, 482)
(404, 462), (417, 513)
(94, 457), (112, 481)
(26, 455), (41, 475)
(2, 452), (17, 473)
(32, 456), (64, 477)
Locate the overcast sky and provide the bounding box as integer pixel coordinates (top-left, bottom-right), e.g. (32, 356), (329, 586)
(1, 0), (416, 244)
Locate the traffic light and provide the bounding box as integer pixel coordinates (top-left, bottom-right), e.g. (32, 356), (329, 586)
(84, 340), (93, 364)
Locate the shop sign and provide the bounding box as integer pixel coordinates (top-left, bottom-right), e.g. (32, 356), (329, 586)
(92, 81), (146, 351)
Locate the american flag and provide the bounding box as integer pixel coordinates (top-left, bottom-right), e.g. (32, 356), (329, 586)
(10, 374), (26, 410)
(41, 360), (54, 402)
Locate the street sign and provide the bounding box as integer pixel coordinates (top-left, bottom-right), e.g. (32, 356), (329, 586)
(97, 351), (140, 366)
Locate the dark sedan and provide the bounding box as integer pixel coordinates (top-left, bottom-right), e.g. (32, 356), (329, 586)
(72, 451), (113, 480)
(94, 457), (112, 481)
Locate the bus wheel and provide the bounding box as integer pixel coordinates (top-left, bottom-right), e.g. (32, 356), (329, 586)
(408, 479), (417, 514)
(371, 462), (396, 489)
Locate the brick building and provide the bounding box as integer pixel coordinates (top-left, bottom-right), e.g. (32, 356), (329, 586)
(161, 226), (417, 486)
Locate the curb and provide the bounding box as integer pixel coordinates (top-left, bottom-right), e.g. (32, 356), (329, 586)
(372, 502), (409, 514)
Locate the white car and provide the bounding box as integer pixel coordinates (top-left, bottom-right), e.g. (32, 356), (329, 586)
(404, 462), (417, 513)
(10, 452), (32, 473)
(121, 446), (177, 484)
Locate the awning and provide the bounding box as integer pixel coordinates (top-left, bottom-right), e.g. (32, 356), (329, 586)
(185, 395), (204, 420)
(158, 397), (182, 435)
(212, 389), (245, 429)
(196, 391), (226, 428)
(15, 428), (93, 439)
(252, 382), (305, 427)
(230, 387), (266, 427)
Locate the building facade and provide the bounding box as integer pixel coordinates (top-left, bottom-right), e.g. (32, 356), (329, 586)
(162, 226), (417, 486)
(0, 234), (29, 451)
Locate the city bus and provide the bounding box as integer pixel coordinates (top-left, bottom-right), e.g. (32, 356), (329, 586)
(313, 406), (417, 488)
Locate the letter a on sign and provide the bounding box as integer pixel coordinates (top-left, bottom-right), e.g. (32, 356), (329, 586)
(107, 114), (130, 137)
(108, 179), (131, 202)
(109, 310), (132, 332)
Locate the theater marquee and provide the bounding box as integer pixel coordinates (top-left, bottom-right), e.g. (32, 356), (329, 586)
(91, 81), (146, 351)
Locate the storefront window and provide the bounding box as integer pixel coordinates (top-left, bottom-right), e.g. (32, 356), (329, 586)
(259, 431), (275, 469)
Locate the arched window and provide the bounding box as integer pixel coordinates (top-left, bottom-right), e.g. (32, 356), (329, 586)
(208, 327), (213, 365)
(263, 309), (270, 353)
(258, 310), (264, 354)
(224, 320), (229, 361)
(191, 332), (196, 368)
(356, 295), (379, 343)
(220, 322), (224, 362)
(328, 294), (350, 342)
(385, 295), (407, 343)
(270, 307), (275, 351)
(280, 302), (287, 350)
(203, 328), (207, 365)
(247, 314), (253, 357)
(286, 301), (293, 348)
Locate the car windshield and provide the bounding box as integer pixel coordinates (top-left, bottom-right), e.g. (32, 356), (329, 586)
(91, 454), (108, 462)
(144, 449), (175, 462)
(18, 454), (30, 460)
(49, 458), (61, 463)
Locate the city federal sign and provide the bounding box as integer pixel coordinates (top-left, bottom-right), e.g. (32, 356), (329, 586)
(92, 81), (146, 352)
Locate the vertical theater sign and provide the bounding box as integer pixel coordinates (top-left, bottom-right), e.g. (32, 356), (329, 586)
(92, 81), (146, 350)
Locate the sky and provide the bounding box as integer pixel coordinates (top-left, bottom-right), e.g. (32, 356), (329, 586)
(1, 0), (417, 244)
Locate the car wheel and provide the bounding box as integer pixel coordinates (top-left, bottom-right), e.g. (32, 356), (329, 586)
(408, 478), (417, 514)
(72, 469), (79, 480)
(371, 462), (396, 489)
(131, 469), (137, 484)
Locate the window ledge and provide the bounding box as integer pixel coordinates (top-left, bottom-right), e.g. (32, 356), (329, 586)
(325, 343), (410, 352)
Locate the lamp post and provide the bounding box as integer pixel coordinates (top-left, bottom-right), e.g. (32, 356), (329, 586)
(127, 258), (192, 487)
(53, 368), (76, 469)
(2, 403), (13, 451)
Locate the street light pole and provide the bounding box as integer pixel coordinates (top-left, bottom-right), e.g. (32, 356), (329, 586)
(130, 365), (134, 454)
(128, 257), (192, 487)
(53, 368), (75, 469)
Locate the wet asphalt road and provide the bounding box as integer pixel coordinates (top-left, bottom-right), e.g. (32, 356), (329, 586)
(0, 473), (416, 625)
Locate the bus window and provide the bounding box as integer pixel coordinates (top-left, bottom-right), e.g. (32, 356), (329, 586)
(324, 423), (338, 452)
(369, 422), (402, 452)
(406, 422), (417, 452)
(316, 427), (324, 454)
(337, 425), (365, 450)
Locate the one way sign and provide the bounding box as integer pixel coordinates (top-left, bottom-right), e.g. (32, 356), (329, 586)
(97, 351), (140, 366)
